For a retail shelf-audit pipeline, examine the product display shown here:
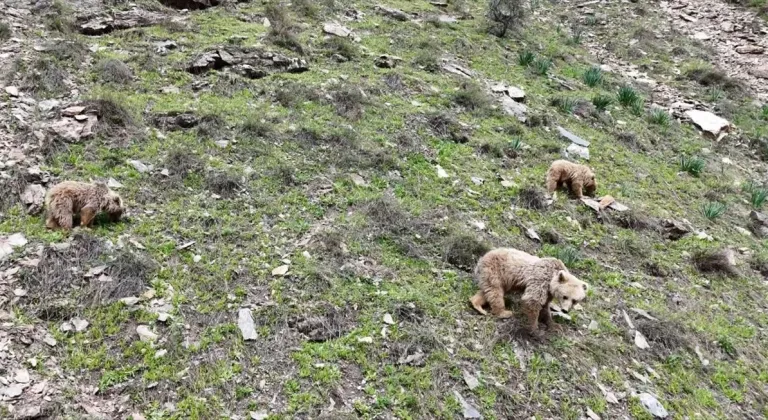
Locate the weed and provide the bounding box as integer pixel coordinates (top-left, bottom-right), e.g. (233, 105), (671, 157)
(685, 66), (742, 94)
(518, 50), (535, 67)
(487, 0), (527, 37)
(332, 85), (368, 120)
(15, 58), (68, 97)
(240, 117), (274, 140)
(701, 202), (727, 220)
(323, 37), (358, 60)
(568, 27), (583, 45)
(707, 86), (725, 102)
(550, 97), (577, 114)
(544, 245), (580, 268)
(617, 86), (640, 107)
(274, 82), (320, 108)
(584, 16), (598, 26)
(761, 104), (768, 120)
(292, 0), (318, 18)
(0, 22), (11, 41)
(453, 82), (491, 113)
(750, 188), (768, 208)
(206, 171), (242, 198)
(96, 59), (133, 85)
(414, 49), (441, 73)
(83, 96), (137, 137)
(630, 99), (645, 116)
(532, 57), (552, 76)
(648, 109), (670, 127)
(583, 67), (603, 87)
(717, 336), (737, 357)
(591, 94), (612, 111)
(692, 248), (737, 276)
(265, 3), (304, 54)
(165, 149), (202, 179)
(679, 156), (705, 177)
(508, 138), (523, 153)
(516, 186), (547, 210)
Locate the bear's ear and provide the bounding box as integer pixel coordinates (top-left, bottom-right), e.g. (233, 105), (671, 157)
(558, 271), (568, 283)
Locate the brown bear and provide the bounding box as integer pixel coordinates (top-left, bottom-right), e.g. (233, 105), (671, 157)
(45, 181), (124, 230)
(546, 159), (596, 199)
(469, 248), (589, 336)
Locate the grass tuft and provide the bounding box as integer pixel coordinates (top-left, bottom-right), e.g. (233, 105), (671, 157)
(617, 86), (640, 107)
(583, 67), (603, 87)
(648, 109), (671, 127)
(453, 82), (492, 113)
(701, 201), (727, 220)
(531, 57), (552, 75)
(591, 94), (612, 111)
(550, 96), (577, 114)
(680, 156), (705, 177)
(544, 244), (581, 268)
(518, 50), (535, 67)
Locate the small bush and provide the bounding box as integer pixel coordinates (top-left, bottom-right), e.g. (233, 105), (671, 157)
(516, 187), (547, 210)
(648, 109), (670, 127)
(584, 16), (598, 26)
(323, 37), (357, 60)
(583, 67), (603, 87)
(617, 86), (640, 107)
(293, 0), (318, 18)
(550, 97), (576, 114)
(706, 86), (725, 102)
(240, 117), (274, 140)
(701, 201), (727, 220)
(414, 49), (441, 73)
(591, 94), (612, 111)
(453, 82), (491, 113)
(680, 156), (705, 177)
(0, 22), (11, 41)
(518, 50), (535, 67)
(333, 85), (368, 120)
(265, 3), (304, 54)
(544, 245), (580, 268)
(685, 67), (742, 93)
(274, 83), (320, 108)
(165, 149), (202, 179)
(761, 105), (768, 120)
(692, 248), (737, 276)
(487, 0), (526, 37)
(97, 59), (133, 85)
(630, 99), (645, 116)
(206, 171), (242, 198)
(445, 234), (491, 270)
(532, 57), (551, 75)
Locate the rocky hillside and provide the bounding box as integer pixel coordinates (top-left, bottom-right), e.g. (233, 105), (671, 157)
(1, 0), (768, 418)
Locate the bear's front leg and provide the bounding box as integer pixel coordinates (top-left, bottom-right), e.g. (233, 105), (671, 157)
(538, 306), (562, 332)
(571, 180), (584, 199)
(80, 206), (97, 228)
(524, 302), (544, 337)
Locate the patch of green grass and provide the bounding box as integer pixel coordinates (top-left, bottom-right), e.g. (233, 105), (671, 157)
(648, 109), (670, 128)
(750, 188), (768, 208)
(518, 50), (535, 67)
(630, 98), (645, 116)
(761, 104), (768, 120)
(680, 155), (705, 177)
(617, 86), (640, 107)
(701, 201), (727, 220)
(582, 67), (603, 87)
(531, 57), (552, 75)
(591, 94), (612, 111)
(543, 244), (581, 268)
(550, 96), (577, 114)
(707, 86), (725, 103)
(453, 82), (492, 114)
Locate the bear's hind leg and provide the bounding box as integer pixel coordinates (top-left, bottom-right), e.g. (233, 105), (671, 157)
(470, 292), (489, 315)
(486, 287), (514, 319)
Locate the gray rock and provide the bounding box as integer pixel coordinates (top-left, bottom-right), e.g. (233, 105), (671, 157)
(375, 55), (401, 68)
(566, 143), (590, 160)
(375, 5), (410, 21)
(639, 393), (668, 418)
(136, 325), (158, 341)
(462, 370), (480, 390)
(735, 45), (765, 54)
(323, 22), (352, 37)
(453, 390), (482, 419)
(557, 126), (590, 146)
(21, 184), (45, 215)
(500, 96), (527, 122)
(238, 308), (258, 341)
(442, 61), (474, 78)
(685, 110), (730, 137)
(662, 219), (691, 240)
(128, 160), (150, 173)
(158, 0), (220, 10)
(749, 65), (768, 79)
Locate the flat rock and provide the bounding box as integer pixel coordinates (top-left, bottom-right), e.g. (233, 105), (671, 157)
(463, 370), (480, 390)
(639, 393), (669, 418)
(442, 61), (474, 78)
(62, 106), (85, 116)
(749, 64), (768, 79)
(136, 325), (158, 341)
(323, 22), (352, 37)
(21, 184), (45, 215)
(375, 5), (410, 21)
(238, 308), (258, 341)
(635, 331), (650, 349)
(78, 10), (168, 35)
(127, 160), (150, 173)
(557, 126), (590, 146)
(685, 110), (730, 137)
(491, 84), (525, 101)
(453, 390), (482, 419)
(566, 143), (590, 160)
(5, 86), (19, 97)
(735, 45), (765, 54)
(500, 97), (527, 122)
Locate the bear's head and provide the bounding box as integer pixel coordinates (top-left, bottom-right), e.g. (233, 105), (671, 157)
(583, 168), (597, 197)
(550, 270), (589, 312)
(96, 182), (125, 222)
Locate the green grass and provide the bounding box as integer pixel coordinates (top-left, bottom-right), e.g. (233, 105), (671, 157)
(532, 57), (552, 75)
(617, 86), (641, 107)
(750, 188), (768, 208)
(701, 201), (727, 220)
(648, 109), (671, 128)
(583, 67), (603, 87)
(680, 155), (705, 176)
(518, 50), (536, 67)
(591, 94), (612, 111)
(550, 96), (577, 114)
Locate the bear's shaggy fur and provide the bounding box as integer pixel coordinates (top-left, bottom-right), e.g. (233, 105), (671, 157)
(469, 248), (589, 336)
(45, 181), (124, 230)
(546, 159), (596, 198)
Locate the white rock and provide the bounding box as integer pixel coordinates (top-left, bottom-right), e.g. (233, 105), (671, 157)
(639, 392), (668, 418)
(436, 165), (449, 178)
(272, 264), (289, 276)
(193, 255), (202, 263)
(463, 370), (480, 390)
(1, 233), (27, 259)
(500, 96), (527, 122)
(120, 296), (140, 306)
(238, 308), (258, 341)
(685, 110), (730, 137)
(2, 383), (23, 397)
(588, 320), (599, 331)
(382, 313), (394, 325)
(107, 178), (123, 189)
(566, 143), (590, 160)
(72, 318), (89, 332)
(634, 331), (650, 350)
(323, 22), (352, 37)
(586, 407), (601, 420)
(5, 86), (19, 97)
(598, 383), (619, 404)
(136, 325), (158, 341)
(14, 369), (30, 383)
(357, 336), (373, 344)
(350, 173), (367, 186)
(693, 32), (711, 41)
(453, 390), (482, 419)
(128, 160), (150, 173)
(250, 411), (269, 420)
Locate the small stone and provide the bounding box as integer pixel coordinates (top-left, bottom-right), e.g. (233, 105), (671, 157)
(43, 334), (57, 347)
(14, 288), (27, 297)
(735, 45), (765, 54)
(2, 384), (23, 398)
(436, 165), (449, 178)
(62, 106), (85, 116)
(14, 369), (30, 383)
(374, 54), (400, 68)
(238, 308), (258, 341)
(471, 176), (484, 185)
(558, 126), (590, 147)
(272, 264), (289, 276)
(382, 313), (394, 325)
(120, 296), (140, 306)
(136, 325), (158, 341)
(634, 331), (650, 350)
(693, 32), (711, 41)
(453, 390), (482, 419)
(128, 160), (150, 173)
(357, 336), (373, 344)
(5, 86), (19, 97)
(193, 255), (202, 263)
(638, 393), (668, 418)
(566, 143), (590, 160)
(250, 411), (269, 420)
(72, 318), (89, 332)
(588, 320), (599, 331)
(350, 173), (367, 186)
(463, 369), (480, 390)
(598, 383), (619, 404)
(525, 228), (540, 242)
(214, 140), (229, 148)
(107, 178), (123, 189)
(586, 407), (601, 420)
(323, 22), (352, 37)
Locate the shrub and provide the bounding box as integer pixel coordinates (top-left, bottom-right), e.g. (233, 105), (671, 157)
(648, 109), (670, 127)
(97, 59), (133, 85)
(414, 50), (441, 73)
(706, 86), (725, 102)
(265, 3), (304, 54)
(701, 201), (727, 220)
(518, 50), (535, 66)
(617, 86), (640, 107)
(745, 182), (768, 208)
(680, 156), (705, 176)
(591, 94), (612, 111)
(453, 82), (491, 113)
(629, 99), (645, 116)
(532, 57), (551, 75)
(487, 0), (527, 37)
(583, 67), (602, 87)
(550, 97), (576, 114)
(544, 245), (580, 268)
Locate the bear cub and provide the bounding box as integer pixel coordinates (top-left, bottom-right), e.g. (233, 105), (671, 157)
(546, 159), (596, 199)
(45, 181), (124, 230)
(470, 248), (589, 336)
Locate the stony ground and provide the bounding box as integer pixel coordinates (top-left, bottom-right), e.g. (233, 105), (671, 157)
(2, 0), (768, 419)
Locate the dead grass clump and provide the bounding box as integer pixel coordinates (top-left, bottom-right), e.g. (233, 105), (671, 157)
(274, 82), (320, 108)
(165, 149), (203, 179)
(331, 85), (368, 120)
(692, 248), (739, 277)
(206, 171), (242, 198)
(365, 195), (413, 235)
(635, 318), (690, 356)
(427, 112), (461, 138)
(14, 58), (68, 97)
(292, 0), (318, 18)
(97, 58), (133, 85)
(604, 210), (655, 231)
(288, 305), (354, 342)
(749, 255), (768, 279)
(0, 168), (27, 211)
(87, 250), (156, 305)
(540, 228), (561, 244)
(311, 230), (347, 261)
(239, 117), (274, 140)
(516, 186), (547, 210)
(453, 82), (492, 114)
(0, 22), (11, 41)
(82, 96), (138, 139)
(265, 3), (304, 55)
(444, 233), (490, 270)
(413, 48), (441, 73)
(382, 73), (405, 91)
(196, 114), (226, 139)
(685, 67), (743, 94)
(323, 37), (357, 60)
